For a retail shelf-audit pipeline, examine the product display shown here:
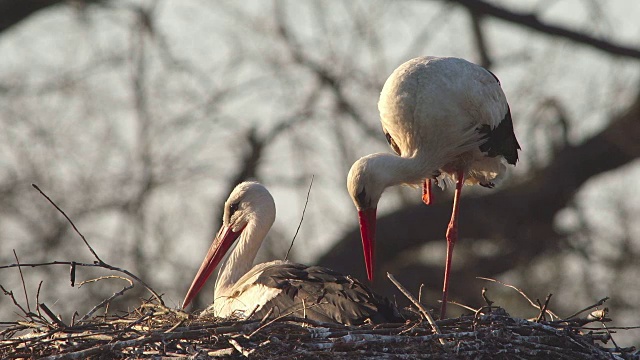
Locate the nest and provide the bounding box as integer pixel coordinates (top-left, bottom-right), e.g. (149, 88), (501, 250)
(1, 295), (638, 360)
(1, 186), (638, 359)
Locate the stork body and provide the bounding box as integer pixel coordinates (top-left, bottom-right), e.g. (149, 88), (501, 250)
(347, 56), (520, 319)
(183, 182), (402, 325)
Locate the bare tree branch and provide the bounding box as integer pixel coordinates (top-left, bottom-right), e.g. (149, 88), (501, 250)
(443, 0), (640, 59)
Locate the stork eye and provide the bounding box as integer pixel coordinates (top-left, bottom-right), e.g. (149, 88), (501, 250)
(384, 130), (401, 156)
(355, 187), (369, 208)
(229, 202), (240, 216)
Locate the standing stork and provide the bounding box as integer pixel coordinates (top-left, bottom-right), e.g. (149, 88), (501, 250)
(182, 181), (403, 325)
(347, 56), (520, 319)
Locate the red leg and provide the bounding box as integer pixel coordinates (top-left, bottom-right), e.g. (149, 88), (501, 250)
(440, 170), (464, 319)
(422, 179), (432, 205)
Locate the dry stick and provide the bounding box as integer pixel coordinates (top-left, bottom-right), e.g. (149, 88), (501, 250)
(477, 277), (559, 320)
(39, 303), (67, 328)
(284, 175), (314, 261)
(257, 307), (275, 325)
(245, 304), (261, 321)
(563, 297), (610, 320)
(248, 302), (334, 339)
(35, 281), (44, 319)
(1, 261), (164, 307)
(31, 184), (164, 305)
(78, 276), (135, 321)
(386, 273), (445, 345)
(0, 284), (29, 317)
(446, 300), (479, 313)
(535, 294), (553, 323)
(481, 287), (494, 313)
(32, 184), (103, 263)
(601, 321), (622, 353)
(12, 250), (30, 313)
(228, 338), (255, 357)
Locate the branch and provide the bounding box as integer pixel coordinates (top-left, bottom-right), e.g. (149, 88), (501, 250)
(0, 1), (106, 34)
(387, 273), (443, 345)
(443, 0), (640, 59)
(31, 184), (103, 263)
(78, 276), (135, 321)
(30, 184), (164, 305)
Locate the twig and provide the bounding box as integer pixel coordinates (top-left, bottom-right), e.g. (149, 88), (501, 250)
(164, 319), (184, 333)
(12, 250), (30, 313)
(446, 300), (479, 313)
(245, 304), (261, 321)
(0, 284), (29, 317)
(1, 260), (164, 306)
(39, 303), (67, 328)
(247, 302), (334, 339)
(387, 273), (444, 345)
(285, 175), (314, 261)
(481, 287), (494, 313)
(564, 297), (609, 320)
(477, 277), (559, 320)
(31, 184), (103, 263)
(259, 307), (274, 325)
(228, 337), (255, 357)
(79, 276), (135, 321)
(601, 321), (622, 353)
(35, 281), (43, 319)
(535, 294), (552, 323)
(29, 184), (165, 305)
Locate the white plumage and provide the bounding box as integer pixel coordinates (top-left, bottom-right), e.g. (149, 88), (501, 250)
(347, 56), (520, 319)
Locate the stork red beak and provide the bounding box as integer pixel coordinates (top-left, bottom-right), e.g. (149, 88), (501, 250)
(182, 225), (245, 308)
(357, 208), (377, 281)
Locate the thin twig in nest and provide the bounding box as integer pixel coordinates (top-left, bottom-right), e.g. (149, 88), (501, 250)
(12, 250), (31, 314)
(27, 184), (164, 305)
(0, 284), (29, 317)
(78, 276), (135, 321)
(386, 272), (444, 345)
(35, 281), (43, 319)
(446, 300), (479, 313)
(31, 184), (103, 263)
(38, 303), (67, 328)
(563, 297), (610, 320)
(535, 294), (553, 322)
(477, 277), (559, 320)
(481, 287), (494, 312)
(284, 175), (314, 261)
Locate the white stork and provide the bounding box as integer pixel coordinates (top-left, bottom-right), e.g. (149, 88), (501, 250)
(182, 181), (403, 325)
(347, 56), (520, 319)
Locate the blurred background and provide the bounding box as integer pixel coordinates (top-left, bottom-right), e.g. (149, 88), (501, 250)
(1, 0), (639, 346)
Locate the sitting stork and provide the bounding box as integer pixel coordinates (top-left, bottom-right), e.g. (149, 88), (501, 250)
(182, 181), (403, 325)
(347, 56), (520, 319)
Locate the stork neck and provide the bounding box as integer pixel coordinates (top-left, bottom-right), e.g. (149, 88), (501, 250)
(214, 217), (271, 296)
(374, 153), (440, 187)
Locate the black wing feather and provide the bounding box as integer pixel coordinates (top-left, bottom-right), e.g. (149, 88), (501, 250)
(250, 263), (403, 325)
(478, 106), (521, 165)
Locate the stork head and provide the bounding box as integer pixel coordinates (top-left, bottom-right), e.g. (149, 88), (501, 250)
(347, 154), (394, 282)
(182, 181), (275, 308)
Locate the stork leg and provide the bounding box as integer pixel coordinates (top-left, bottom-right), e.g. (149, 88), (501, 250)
(440, 170), (464, 319)
(422, 179), (432, 205)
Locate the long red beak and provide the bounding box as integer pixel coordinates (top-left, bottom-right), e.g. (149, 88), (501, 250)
(357, 208), (377, 281)
(182, 225), (244, 308)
